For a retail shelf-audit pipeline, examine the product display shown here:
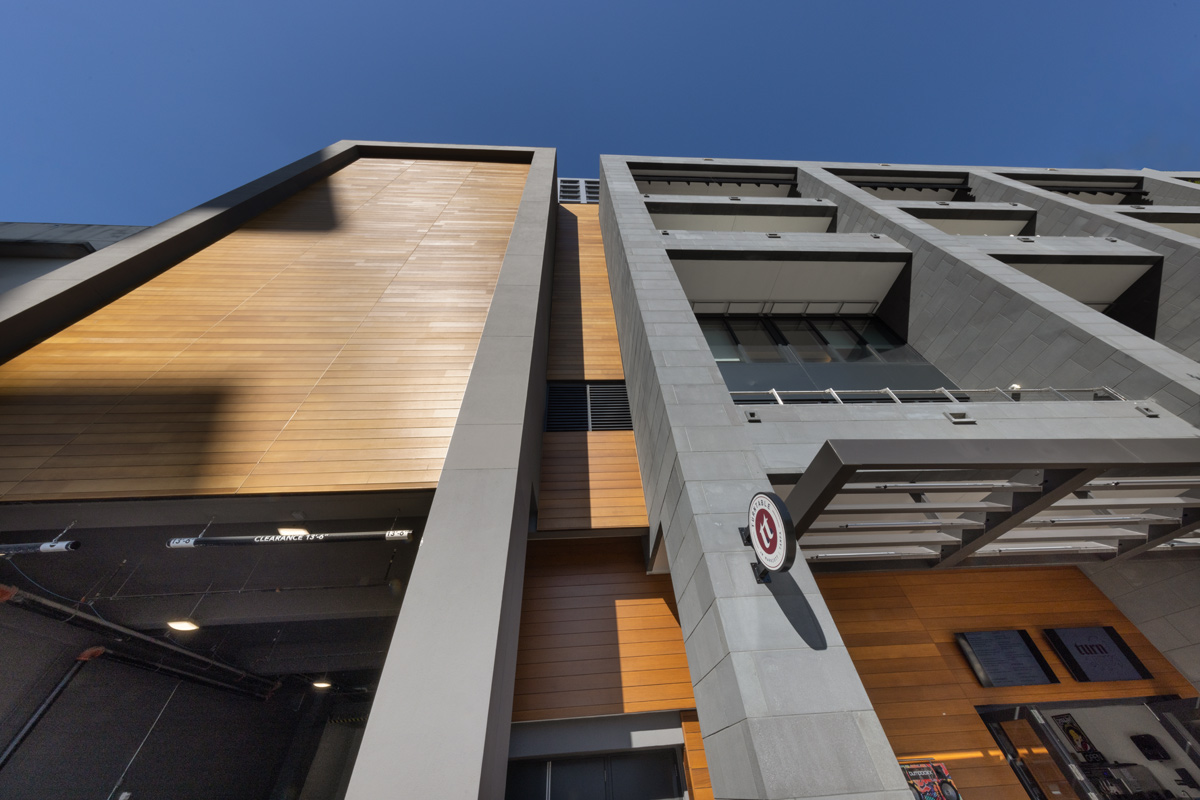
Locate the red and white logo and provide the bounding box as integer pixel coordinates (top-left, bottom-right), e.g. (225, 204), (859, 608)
(748, 492), (796, 572)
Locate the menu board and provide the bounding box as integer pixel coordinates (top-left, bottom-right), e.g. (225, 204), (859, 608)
(956, 630), (1059, 688)
(1043, 626), (1152, 682)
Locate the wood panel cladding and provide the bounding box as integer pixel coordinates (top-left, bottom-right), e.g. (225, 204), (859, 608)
(680, 710), (714, 800)
(0, 158), (528, 501)
(537, 431), (648, 532)
(816, 566), (1197, 800)
(513, 538), (694, 722)
(546, 204), (624, 381)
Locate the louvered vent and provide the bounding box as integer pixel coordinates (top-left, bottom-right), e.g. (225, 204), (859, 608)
(586, 383), (633, 430)
(546, 382), (632, 431)
(546, 384), (588, 431)
(558, 178), (601, 205)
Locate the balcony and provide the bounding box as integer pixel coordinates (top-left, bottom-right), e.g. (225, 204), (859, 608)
(646, 197), (834, 233)
(826, 168), (975, 202)
(1118, 206), (1200, 239)
(1000, 172), (1150, 205)
(630, 162), (798, 198)
(900, 201), (1036, 236)
(972, 235), (1162, 337)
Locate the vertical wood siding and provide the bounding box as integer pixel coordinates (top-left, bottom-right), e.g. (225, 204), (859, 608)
(537, 205), (646, 532)
(680, 710), (714, 800)
(816, 566), (1198, 799)
(512, 538), (694, 722)
(0, 158), (528, 500)
(546, 204), (623, 381)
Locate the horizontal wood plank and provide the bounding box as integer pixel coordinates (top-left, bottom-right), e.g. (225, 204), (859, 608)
(0, 158), (528, 500)
(818, 566), (1197, 795)
(512, 538), (694, 722)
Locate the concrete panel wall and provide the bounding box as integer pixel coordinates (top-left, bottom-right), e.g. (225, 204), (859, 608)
(792, 167), (1200, 427)
(601, 154), (910, 800)
(1085, 559), (1200, 690)
(966, 170), (1200, 360)
(744, 400), (1197, 474)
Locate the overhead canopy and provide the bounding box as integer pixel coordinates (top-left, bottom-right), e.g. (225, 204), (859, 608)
(779, 438), (1200, 569)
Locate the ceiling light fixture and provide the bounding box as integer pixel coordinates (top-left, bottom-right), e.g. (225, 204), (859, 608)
(167, 620), (200, 631)
(312, 681), (332, 689)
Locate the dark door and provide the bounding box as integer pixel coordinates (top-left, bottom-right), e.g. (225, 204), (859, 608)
(506, 749), (682, 800)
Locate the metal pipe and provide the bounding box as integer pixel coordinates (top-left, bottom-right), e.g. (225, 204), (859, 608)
(0, 541), (79, 556)
(100, 650), (270, 699)
(0, 647), (102, 771)
(0, 584), (277, 693)
(168, 529), (412, 548)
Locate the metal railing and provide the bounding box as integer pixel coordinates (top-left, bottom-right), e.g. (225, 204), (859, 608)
(729, 386), (1128, 405)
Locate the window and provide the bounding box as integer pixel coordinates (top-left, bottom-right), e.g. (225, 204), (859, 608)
(545, 382), (633, 431)
(726, 319), (786, 362)
(506, 750), (683, 800)
(697, 315), (922, 365)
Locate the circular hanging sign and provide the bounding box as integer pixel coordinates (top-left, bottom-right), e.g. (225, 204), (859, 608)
(748, 492), (797, 573)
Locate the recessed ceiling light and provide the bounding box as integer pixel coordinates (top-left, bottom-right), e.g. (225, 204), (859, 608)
(312, 681), (332, 689)
(167, 620), (199, 631)
(276, 527), (309, 537)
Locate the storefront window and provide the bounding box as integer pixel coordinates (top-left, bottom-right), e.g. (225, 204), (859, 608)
(982, 699), (1200, 800)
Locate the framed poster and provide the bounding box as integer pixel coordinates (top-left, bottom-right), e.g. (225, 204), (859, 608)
(1043, 626), (1153, 682)
(956, 630), (1059, 688)
(900, 761), (962, 800)
(1052, 713), (1107, 763)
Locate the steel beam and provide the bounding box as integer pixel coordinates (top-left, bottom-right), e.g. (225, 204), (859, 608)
(1114, 502), (1200, 560)
(936, 468), (1108, 569)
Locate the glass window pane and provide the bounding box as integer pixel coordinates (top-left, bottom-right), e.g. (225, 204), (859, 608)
(609, 751), (683, 800)
(847, 318), (903, 351)
(811, 319), (875, 362)
(505, 760), (547, 800)
(728, 319), (785, 362)
(772, 318), (832, 362)
(845, 318), (925, 363)
(699, 319), (740, 362)
(549, 757), (607, 800)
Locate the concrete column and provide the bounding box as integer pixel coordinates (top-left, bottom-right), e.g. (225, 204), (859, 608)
(599, 155), (910, 800)
(345, 148), (557, 800)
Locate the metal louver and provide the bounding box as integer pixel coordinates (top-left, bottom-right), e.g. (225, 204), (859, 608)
(546, 382), (632, 431)
(557, 178), (601, 205)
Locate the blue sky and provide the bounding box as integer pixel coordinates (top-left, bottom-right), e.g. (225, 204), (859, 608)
(3, 0), (1199, 226)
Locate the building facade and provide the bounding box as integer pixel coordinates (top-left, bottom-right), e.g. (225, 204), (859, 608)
(2, 143), (1200, 799)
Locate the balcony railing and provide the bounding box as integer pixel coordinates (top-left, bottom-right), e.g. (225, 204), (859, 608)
(730, 386), (1128, 405)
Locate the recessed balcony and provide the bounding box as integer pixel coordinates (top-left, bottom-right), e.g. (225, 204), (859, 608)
(1119, 206), (1200, 239)
(630, 162), (798, 197)
(969, 235), (1162, 337)
(900, 201), (1035, 236)
(826, 168), (975, 202)
(646, 197), (834, 233)
(1000, 172), (1150, 205)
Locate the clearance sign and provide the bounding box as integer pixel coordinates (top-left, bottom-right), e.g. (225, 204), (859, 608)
(742, 491), (797, 580)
